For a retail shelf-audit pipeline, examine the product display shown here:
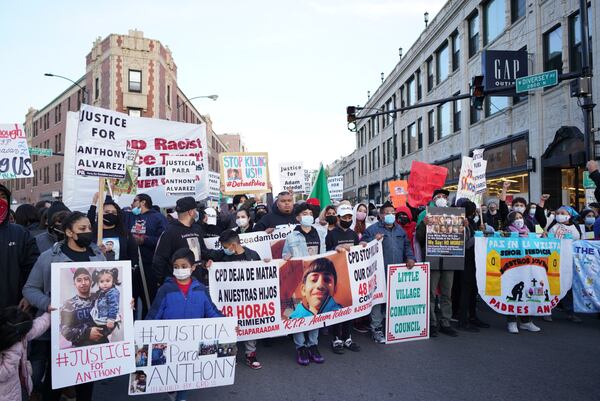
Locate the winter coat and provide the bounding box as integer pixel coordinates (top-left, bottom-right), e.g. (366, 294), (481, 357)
(362, 221), (415, 268)
(0, 313), (50, 401)
(126, 209), (168, 272)
(252, 202), (296, 231)
(0, 184), (40, 309)
(146, 277), (223, 320)
(34, 231), (56, 254)
(282, 226), (326, 258)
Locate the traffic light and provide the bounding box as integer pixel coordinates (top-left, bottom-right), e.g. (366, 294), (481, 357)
(347, 106), (357, 132)
(470, 75), (485, 110)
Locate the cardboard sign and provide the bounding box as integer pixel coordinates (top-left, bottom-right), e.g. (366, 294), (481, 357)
(388, 180), (408, 208)
(327, 176), (344, 201)
(220, 152), (269, 195)
(407, 161), (448, 207)
(0, 123), (33, 179)
(279, 162), (305, 192)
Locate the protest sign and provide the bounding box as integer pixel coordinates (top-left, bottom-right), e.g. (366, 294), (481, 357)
(208, 171), (221, 199)
(63, 109), (208, 211)
(50, 261), (135, 389)
(386, 263), (429, 343)
(0, 123), (33, 179)
(106, 148), (138, 196)
(475, 233), (573, 316)
(164, 155), (197, 195)
(572, 240), (600, 313)
(75, 105), (128, 178)
(425, 207), (465, 257)
(279, 162), (304, 192)
(128, 317), (237, 395)
(209, 240), (386, 341)
(327, 176), (344, 201)
(304, 169), (315, 194)
(388, 180), (408, 208)
(220, 152), (269, 195)
(204, 226), (294, 260)
(407, 161), (448, 207)
(472, 148), (487, 194)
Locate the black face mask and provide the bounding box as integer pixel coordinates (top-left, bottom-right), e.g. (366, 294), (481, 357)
(74, 232), (94, 248)
(397, 215), (410, 225)
(325, 215), (338, 225)
(103, 213), (119, 227)
(339, 219), (352, 229)
(49, 225), (65, 242)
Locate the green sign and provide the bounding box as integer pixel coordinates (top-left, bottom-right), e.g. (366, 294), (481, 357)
(29, 147), (53, 157)
(583, 171), (596, 189)
(516, 70), (558, 93)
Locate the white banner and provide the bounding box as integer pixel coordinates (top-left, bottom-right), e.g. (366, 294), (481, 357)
(279, 161), (304, 192)
(76, 106), (128, 178)
(327, 175), (344, 201)
(204, 226), (295, 260)
(50, 261), (135, 389)
(0, 123), (33, 179)
(63, 108), (208, 211)
(164, 155), (197, 195)
(128, 317), (237, 395)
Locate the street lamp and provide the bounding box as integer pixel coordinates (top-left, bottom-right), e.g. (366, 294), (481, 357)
(424, 12), (429, 28)
(399, 47), (403, 59)
(177, 95), (218, 110)
(44, 73), (88, 103)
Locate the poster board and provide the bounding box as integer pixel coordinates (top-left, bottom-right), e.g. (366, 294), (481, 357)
(425, 207), (465, 257)
(0, 123), (33, 179)
(220, 152), (269, 195)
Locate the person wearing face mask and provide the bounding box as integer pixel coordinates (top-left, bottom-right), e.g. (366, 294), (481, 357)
(395, 206), (416, 254)
(547, 206), (581, 240)
(253, 203), (268, 223)
(362, 201), (416, 343)
(253, 191), (297, 233)
(152, 197), (216, 286)
(351, 203), (369, 239)
(321, 206), (338, 231)
(23, 211), (105, 401)
(35, 202), (70, 253)
(579, 208), (596, 239)
(233, 208), (254, 234)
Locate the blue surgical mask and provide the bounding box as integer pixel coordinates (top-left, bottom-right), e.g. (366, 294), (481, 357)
(300, 215), (314, 226)
(585, 216), (596, 226)
(132, 207), (141, 215)
(384, 214), (395, 225)
(223, 248), (236, 256)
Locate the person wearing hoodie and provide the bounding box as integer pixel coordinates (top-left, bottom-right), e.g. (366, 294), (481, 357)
(395, 205), (416, 254)
(35, 202), (70, 253)
(252, 191), (297, 233)
(580, 208), (597, 239)
(0, 184), (40, 310)
(23, 211), (106, 401)
(350, 203), (369, 240)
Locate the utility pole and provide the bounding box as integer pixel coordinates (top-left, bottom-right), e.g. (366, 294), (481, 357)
(579, 0), (595, 160)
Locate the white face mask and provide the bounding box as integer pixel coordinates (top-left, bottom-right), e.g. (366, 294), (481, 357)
(173, 268), (192, 280)
(529, 207), (536, 216)
(236, 217), (249, 228)
(473, 215), (480, 223)
(513, 206), (526, 214)
(513, 219), (525, 229)
(435, 198), (448, 207)
(555, 214), (569, 223)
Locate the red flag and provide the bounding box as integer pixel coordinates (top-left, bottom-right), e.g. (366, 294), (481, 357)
(407, 161), (448, 207)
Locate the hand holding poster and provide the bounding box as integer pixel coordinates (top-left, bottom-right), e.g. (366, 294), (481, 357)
(475, 233), (573, 315)
(220, 152), (269, 195)
(386, 263), (429, 343)
(407, 161), (448, 207)
(425, 207), (465, 257)
(0, 123), (33, 179)
(327, 176), (344, 201)
(50, 261), (135, 389)
(572, 240), (600, 313)
(128, 317), (237, 395)
(279, 162), (305, 192)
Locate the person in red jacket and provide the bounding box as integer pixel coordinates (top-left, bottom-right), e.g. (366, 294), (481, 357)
(395, 206), (416, 253)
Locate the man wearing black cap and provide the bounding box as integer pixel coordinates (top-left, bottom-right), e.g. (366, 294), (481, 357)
(152, 196), (214, 284)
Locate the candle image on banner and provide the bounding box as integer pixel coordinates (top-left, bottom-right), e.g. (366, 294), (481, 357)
(279, 161), (305, 192)
(50, 261), (135, 389)
(386, 263), (429, 343)
(220, 152), (269, 194)
(0, 123), (33, 179)
(425, 207), (466, 257)
(164, 155), (197, 195)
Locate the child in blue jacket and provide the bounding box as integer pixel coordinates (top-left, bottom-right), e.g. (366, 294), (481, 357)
(146, 248), (223, 401)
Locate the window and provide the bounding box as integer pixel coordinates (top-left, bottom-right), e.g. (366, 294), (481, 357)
(483, 0), (506, 46)
(67, 97), (71, 112)
(569, 7), (593, 72)
(386, 97), (395, 126)
(451, 31), (460, 71)
(485, 138), (528, 171)
(128, 108), (142, 117)
(416, 69), (422, 100)
(453, 94), (461, 132)
(426, 58), (434, 91)
(485, 96), (509, 117)
(167, 85), (171, 107)
(468, 11), (480, 57)
(401, 129), (406, 156)
(406, 77), (415, 107)
(544, 25), (563, 72)
(417, 118), (423, 150)
(95, 77), (100, 100)
(128, 70), (142, 92)
(54, 163), (62, 182)
(470, 104), (481, 124)
(54, 133), (62, 153)
(428, 110), (435, 144)
(407, 123), (417, 154)
(511, 0), (525, 23)
(400, 86), (405, 110)
(437, 157), (462, 181)
(436, 42), (449, 83)
(437, 102), (450, 139)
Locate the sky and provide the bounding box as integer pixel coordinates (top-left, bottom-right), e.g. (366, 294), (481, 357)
(0, 0), (445, 192)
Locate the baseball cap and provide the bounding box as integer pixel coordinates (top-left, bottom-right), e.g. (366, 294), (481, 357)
(175, 196), (196, 213)
(337, 204), (354, 217)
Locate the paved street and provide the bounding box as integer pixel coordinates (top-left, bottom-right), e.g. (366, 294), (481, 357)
(94, 308), (600, 401)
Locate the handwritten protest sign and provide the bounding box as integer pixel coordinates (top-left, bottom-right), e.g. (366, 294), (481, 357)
(62, 109), (209, 211)
(204, 226), (294, 260)
(209, 240), (386, 341)
(388, 180), (408, 208)
(425, 207), (465, 257)
(279, 162), (304, 192)
(50, 261), (135, 389)
(472, 148), (487, 194)
(128, 317), (237, 395)
(0, 123), (33, 179)
(407, 161), (448, 207)
(327, 176), (344, 201)
(208, 171), (221, 199)
(475, 233), (573, 315)
(386, 263), (429, 343)
(164, 155), (197, 195)
(220, 152), (269, 195)
(76, 106), (128, 178)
